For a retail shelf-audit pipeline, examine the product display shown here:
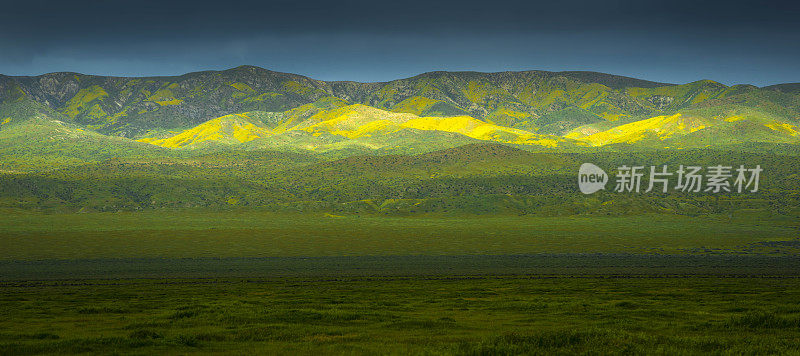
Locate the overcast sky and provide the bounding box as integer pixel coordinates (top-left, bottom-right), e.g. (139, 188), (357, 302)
(1, 0), (798, 86)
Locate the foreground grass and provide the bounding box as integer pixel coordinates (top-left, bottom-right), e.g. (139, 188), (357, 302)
(1, 277), (800, 355)
(1, 211), (798, 260)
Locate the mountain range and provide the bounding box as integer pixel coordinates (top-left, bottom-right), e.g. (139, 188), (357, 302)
(1, 65), (799, 161)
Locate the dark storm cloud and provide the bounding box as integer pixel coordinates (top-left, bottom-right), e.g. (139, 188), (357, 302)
(0, 0), (798, 85)
(3, 0), (798, 38)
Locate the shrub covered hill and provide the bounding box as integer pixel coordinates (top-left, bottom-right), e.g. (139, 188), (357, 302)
(0, 66), (798, 214)
(0, 65), (797, 153)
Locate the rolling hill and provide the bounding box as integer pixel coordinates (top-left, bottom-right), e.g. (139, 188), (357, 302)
(0, 97), (165, 171)
(138, 113), (276, 148)
(1, 66), (799, 157)
(138, 102), (584, 151)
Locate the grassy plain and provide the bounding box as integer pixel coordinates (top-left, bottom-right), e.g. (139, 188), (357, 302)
(2, 276), (800, 355)
(1, 209), (798, 355)
(1, 211), (798, 260)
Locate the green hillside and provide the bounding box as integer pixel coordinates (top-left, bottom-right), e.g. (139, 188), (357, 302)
(2, 142), (798, 218)
(2, 67), (796, 137)
(0, 97), (167, 172)
(138, 102), (586, 152)
(0, 67), (798, 182)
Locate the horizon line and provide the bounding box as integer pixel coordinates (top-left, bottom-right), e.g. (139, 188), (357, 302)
(2, 65), (798, 88)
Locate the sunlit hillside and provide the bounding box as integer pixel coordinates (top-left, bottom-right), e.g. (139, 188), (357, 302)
(136, 103), (584, 150)
(1, 66), (796, 141)
(0, 66), (798, 158)
(138, 113), (275, 148)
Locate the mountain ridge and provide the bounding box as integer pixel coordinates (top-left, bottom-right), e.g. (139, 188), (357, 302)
(1, 66), (798, 157)
(1, 66), (677, 86)
(7, 65), (795, 92)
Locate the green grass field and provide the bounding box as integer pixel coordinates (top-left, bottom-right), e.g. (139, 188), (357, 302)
(1, 211), (798, 260)
(2, 277), (800, 355)
(2, 211), (799, 354)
